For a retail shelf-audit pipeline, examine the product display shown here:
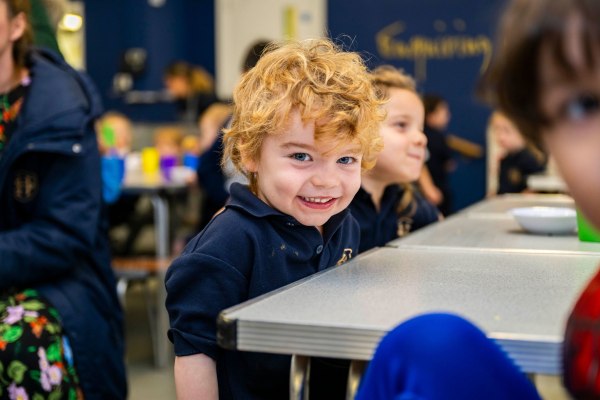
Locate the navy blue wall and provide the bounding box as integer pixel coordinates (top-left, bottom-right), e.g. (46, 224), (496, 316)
(84, 0), (215, 122)
(328, 0), (506, 211)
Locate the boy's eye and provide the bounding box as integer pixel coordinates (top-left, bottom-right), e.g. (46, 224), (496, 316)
(564, 93), (600, 122)
(337, 156), (357, 165)
(290, 153), (312, 162)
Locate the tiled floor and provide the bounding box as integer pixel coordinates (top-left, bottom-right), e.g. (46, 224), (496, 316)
(125, 281), (176, 400)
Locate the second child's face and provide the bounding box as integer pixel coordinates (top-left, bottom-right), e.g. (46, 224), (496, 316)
(370, 88), (426, 184)
(244, 110), (362, 233)
(538, 39), (600, 227)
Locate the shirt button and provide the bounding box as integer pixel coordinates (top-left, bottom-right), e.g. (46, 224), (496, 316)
(315, 245), (323, 254)
(72, 143), (82, 153)
(286, 222), (295, 227)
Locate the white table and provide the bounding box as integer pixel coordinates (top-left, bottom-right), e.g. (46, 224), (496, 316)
(121, 173), (187, 368)
(387, 212), (600, 255)
(217, 194), (599, 398)
(218, 247), (599, 392)
(461, 193), (574, 218)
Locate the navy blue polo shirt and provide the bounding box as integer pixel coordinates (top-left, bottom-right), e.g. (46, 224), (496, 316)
(165, 183), (360, 400)
(349, 185), (440, 253)
(498, 148), (546, 194)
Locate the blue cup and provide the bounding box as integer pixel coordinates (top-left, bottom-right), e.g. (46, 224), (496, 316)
(101, 155), (125, 203)
(182, 153), (200, 170)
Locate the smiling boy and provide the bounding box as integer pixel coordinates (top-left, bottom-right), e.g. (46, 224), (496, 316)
(165, 39), (383, 400)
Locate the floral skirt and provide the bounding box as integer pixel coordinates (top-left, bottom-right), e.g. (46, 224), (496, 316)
(0, 289), (82, 400)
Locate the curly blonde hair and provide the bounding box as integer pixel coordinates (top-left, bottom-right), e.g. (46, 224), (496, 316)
(223, 38), (384, 192)
(370, 65), (416, 100)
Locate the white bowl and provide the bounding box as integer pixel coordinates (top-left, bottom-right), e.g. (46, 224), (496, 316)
(510, 206), (577, 235)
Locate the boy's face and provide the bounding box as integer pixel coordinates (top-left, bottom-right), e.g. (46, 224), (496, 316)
(368, 88), (426, 184)
(491, 114), (525, 152)
(538, 37), (600, 227)
(243, 110), (362, 233)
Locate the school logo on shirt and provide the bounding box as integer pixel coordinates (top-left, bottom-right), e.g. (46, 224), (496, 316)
(14, 170), (38, 203)
(336, 248), (353, 266)
(397, 216), (414, 238)
(508, 168), (522, 185)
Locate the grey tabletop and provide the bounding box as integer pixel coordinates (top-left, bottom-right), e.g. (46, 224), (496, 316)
(387, 213), (600, 255)
(219, 247), (600, 374)
(461, 194), (574, 218)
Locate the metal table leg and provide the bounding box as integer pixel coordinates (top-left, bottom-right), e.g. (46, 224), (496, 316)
(346, 360), (367, 400)
(150, 194), (171, 368)
(290, 355), (311, 400)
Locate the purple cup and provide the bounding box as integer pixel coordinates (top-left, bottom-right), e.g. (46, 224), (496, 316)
(160, 155), (178, 181)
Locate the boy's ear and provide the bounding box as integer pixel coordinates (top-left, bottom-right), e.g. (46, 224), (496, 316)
(241, 152), (258, 173)
(9, 12), (27, 42)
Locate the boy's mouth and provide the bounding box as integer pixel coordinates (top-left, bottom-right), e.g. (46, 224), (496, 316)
(299, 196), (337, 209)
(301, 196), (334, 203)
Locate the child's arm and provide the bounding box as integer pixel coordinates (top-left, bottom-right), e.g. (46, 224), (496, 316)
(175, 354), (218, 399)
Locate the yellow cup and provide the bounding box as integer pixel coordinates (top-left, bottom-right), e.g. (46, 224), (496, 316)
(141, 147), (159, 175)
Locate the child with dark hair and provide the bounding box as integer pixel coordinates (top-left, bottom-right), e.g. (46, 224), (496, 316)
(489, 110), (547, 194)
(163, 61), (218, 123)
(419, 93), (454, 215)
(356, 0), (600, 398)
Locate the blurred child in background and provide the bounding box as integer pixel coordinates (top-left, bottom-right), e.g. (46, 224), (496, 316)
(489, 110), (546, 194)
(163, 61), (218, 124)
(419, 94), (454, 215)
(154, 125), (184, 159)
(97, 111), (133, 157)
(194, 41), (271, 232)
(357, 0), (600, 398)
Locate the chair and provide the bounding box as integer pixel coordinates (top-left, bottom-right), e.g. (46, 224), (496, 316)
(112, 257), (172, 365)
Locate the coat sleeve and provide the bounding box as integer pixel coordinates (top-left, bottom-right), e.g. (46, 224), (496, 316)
(0, 136), (105, 290)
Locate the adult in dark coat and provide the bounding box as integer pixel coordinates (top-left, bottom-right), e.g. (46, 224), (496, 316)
(0, 1), (126, 398)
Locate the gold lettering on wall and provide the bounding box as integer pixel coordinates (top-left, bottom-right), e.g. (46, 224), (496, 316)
(376, 21), (493, 81)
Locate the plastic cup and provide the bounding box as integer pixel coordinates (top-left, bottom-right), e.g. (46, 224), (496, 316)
(576, 209), (600, 242)
(102, 155), (125, 183)
(182, 153), (200, 170)
(160, 155), (178, 181)
(101, 155), (125, 203)
(141, 147), (160, 175)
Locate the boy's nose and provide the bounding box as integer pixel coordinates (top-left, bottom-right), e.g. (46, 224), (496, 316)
(310, 165), (338, 188)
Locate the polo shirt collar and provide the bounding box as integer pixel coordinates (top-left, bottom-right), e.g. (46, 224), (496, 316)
(227, 183), (351, 242)
(356, 184), (402, 206)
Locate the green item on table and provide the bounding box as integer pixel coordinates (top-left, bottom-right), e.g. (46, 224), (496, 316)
(576, 209), (600, 242)
(102, 124), (116, 148)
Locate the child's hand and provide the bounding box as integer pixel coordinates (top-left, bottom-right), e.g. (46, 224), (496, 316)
(424, 186), (443, 206)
